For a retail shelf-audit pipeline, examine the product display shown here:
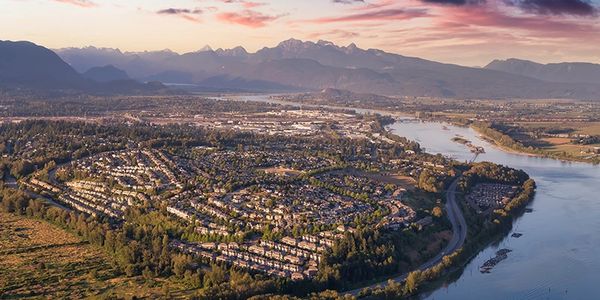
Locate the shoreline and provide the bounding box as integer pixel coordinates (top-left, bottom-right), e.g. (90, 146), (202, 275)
(470, 127), (543, 158)
(470, 125), (599, 164)
(351, 176), (536, 299)
(343, 176), (467, 297)
(411, 115), (596, 164)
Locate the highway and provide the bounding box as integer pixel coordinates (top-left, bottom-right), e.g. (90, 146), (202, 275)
(345, 175), (467, 296)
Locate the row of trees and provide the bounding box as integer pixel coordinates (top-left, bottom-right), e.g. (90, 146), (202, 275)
(459, 161), (529, 192)
(0, 186), (288, 299)
(361, 250), (462, 299)
(316, 216), (450, 292)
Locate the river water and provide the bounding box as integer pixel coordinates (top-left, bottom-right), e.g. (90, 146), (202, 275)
(388, 120), (600, 300)
(220, 95), (600, 300)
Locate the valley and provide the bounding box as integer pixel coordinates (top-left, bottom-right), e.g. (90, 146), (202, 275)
(3, 6), (600, 297)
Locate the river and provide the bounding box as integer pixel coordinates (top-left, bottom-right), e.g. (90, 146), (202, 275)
(388, 120), (600, 300)
(219, 94), (600, 300)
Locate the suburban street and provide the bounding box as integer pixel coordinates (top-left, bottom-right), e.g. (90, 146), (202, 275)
(345, 175), (467, 296)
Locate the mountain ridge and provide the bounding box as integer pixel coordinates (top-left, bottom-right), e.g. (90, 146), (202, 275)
(1, 40), (87, 89)
(7, 39), (600, 99)
(0, 40), (170, 95)
(485, 58), (600, 84)
(83, 65), (130, 82)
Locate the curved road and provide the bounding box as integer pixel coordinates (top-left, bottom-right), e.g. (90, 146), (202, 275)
(345, 176), (467, 296)
(221, 95), (471, 296)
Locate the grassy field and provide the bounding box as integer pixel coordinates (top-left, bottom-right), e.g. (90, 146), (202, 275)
(399, 190), (440, 214)
(0, 212), (116, 298)
(517, 121), (600, 136)
(0, 212), (194, 299)
(259, 167), (304, 177)
(538, 139), (598, 156)
(504, 122), (600, 159)
(349, 170), (417, 191)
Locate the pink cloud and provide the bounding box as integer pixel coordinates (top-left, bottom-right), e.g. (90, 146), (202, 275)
(307, 29), (360, 39)
(53, 0), (96, 8)
(350, 0), (397, 11)
(217, 0), (266, 9)
(310, 8), (429, 23)
(241, 1), (266, 8)
(217, 9), (281, 27)
(439, 5), (599, 38)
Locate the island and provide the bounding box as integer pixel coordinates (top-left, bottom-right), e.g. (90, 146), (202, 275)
(451, 136), (485, 154)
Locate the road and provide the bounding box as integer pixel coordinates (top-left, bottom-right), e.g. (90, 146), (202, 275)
(3, 166), (72, 212)
(23, 190), (72, 211)
(4, 150), (122, 213)
(345, 176), (467, 296)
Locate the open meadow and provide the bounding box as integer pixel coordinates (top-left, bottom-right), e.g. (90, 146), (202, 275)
(0, 212), (195, 299)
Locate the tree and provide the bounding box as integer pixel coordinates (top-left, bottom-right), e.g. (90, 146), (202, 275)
(404, 270), (422, 295)
(418, 169), (442, 193)
(432, 206), (443, 218)
(172, 254), (192, 279)
(10, 160), (33, 179)
(125, 264), (137, 277)
(142, 266), (154, 281)
(204, 263), (226, 287)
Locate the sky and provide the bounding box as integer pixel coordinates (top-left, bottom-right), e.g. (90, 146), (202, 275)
(1, 0), (600, 66)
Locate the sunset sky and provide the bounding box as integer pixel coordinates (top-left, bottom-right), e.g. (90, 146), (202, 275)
(2, 0), (600, 66)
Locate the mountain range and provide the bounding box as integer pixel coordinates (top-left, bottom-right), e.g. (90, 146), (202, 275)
(484, 58), (600, 85)
(83, 65), (130, 82)
(55, 39), (600, 99)
(2, 39), (600, 99)
(0, 40), (168, 95)
(0, 40), (87, 89)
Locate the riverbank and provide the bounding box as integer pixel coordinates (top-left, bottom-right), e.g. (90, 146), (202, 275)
(471, 126), (543, 158)
(414, 115), (598, 164)
(214, 95), (597, 298)
(387, 117), (600, 299)
(357, 176), (536, 299)
(470, 123), (599, 164)
(405, 178), (536, 298)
